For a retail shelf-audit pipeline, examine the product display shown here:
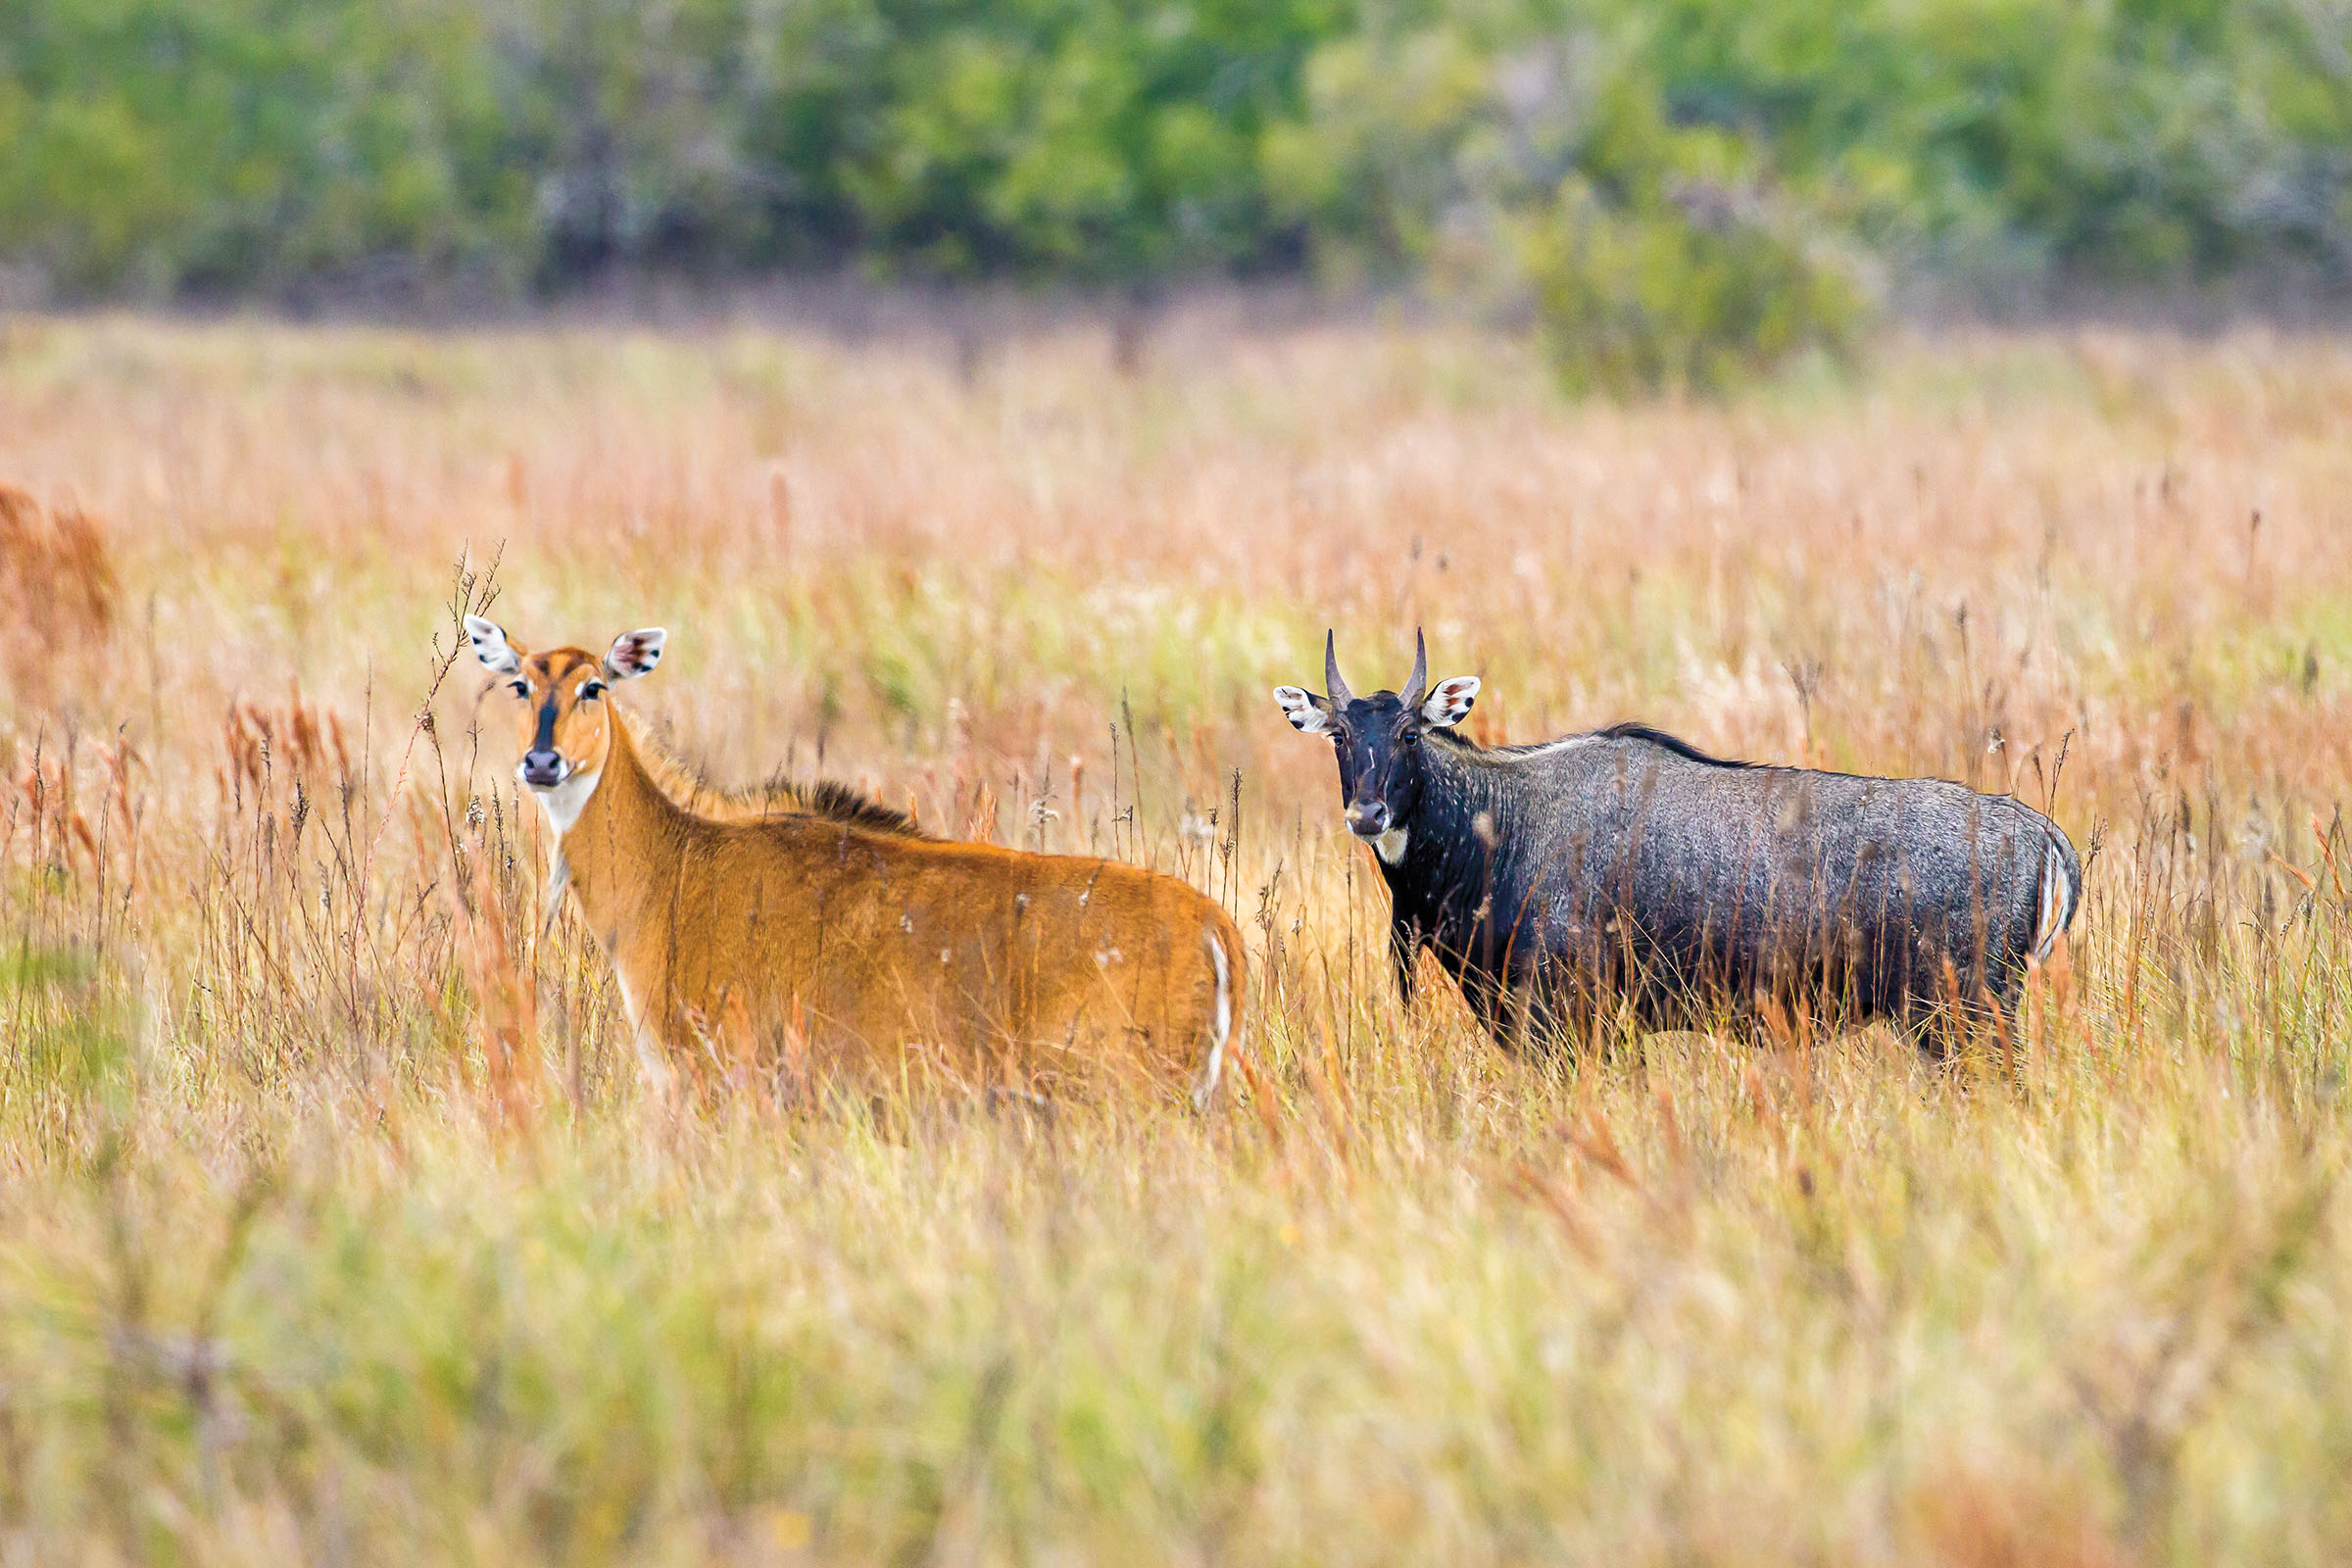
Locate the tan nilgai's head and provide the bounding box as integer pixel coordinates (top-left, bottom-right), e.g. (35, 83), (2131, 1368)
(465, 615), (665, 824)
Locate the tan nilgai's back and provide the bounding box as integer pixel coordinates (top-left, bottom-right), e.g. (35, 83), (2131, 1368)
(563, 708), (1245, 1101)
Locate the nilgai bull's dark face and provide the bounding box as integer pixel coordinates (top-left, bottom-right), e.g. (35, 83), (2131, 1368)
(1272, 630), (1479, 864)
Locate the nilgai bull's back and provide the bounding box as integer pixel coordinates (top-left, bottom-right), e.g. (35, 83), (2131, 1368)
(467, 615), (1245, 1103)
(1275, 632), (2081, 1047)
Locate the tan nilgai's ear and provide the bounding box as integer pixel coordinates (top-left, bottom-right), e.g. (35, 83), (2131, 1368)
(1273, 685), (1336, 736)
(465, 614), (524, 675)
(604, 627), (666, 680)
(1419, 675), (1479, 728)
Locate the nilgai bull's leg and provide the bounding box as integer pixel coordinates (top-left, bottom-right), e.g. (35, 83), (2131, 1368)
(1515, 972), (1596, 1059)
(1898, 958), (2020, 1060)
(1389, 920), (1420, 1009)
(1454, 965), (1509, 1047)
(1494, 949), (1579, 1057)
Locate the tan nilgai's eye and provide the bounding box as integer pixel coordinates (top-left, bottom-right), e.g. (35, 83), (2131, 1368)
(509, 680), (529, 698)
(579, 680), (606, 701)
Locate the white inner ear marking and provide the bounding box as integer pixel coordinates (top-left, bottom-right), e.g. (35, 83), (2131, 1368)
(466, 614), (521, 676)
(1419, 676), (1479, 728)
(605, 627), (667, 680)
(1373, 826), (1410, 864)
(1273, 685), (1334, 735)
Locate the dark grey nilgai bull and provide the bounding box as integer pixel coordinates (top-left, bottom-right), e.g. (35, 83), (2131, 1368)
(1273, 632), (2082, 1048)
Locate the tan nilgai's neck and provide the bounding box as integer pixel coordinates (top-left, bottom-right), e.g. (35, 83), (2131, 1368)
(551, 713), (683, 954)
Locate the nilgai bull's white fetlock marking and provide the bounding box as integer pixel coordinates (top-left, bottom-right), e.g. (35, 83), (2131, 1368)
(466, 613), (1247, 1103)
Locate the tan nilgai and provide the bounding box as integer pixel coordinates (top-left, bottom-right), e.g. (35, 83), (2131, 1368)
(466, 616), (1245, 1103)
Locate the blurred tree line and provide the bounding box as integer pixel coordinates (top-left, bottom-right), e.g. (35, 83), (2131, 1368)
(5, 0), (2351, 391)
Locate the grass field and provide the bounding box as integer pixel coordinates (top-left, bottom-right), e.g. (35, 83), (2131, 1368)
(3, 308), (2352, 1565)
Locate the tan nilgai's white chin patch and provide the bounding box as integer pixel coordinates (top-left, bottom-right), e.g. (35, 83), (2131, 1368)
(529, 766), (602, 836)
(1373, 826), (1409, 864)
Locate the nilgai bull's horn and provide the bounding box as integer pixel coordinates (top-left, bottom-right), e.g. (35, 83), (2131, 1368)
(1401, 627), (1428, 709)
(1324, 629), (1352, 706)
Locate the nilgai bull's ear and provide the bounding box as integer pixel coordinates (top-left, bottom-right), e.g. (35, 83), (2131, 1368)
(1419, 675), (1479, 728)
(465, 615), (523, 676)
(1272, 686), (1336, 736)
(604, 628), (667, 680)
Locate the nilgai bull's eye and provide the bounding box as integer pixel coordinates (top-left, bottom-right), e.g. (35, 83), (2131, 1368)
(579, 680), (607, 702)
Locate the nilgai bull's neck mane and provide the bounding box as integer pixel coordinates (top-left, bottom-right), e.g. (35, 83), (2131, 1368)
(1408, 722), (1756, 838)
(1408, 730), (1530, 833)
(1434, 721), (1755, 774)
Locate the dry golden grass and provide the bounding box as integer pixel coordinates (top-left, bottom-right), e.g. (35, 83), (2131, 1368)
(2, 308), (2351, 1564)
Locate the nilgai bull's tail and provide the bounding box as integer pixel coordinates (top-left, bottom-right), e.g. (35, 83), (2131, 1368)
(1192, 920), (1246, 1110)
(2031, 828), (2082, 963)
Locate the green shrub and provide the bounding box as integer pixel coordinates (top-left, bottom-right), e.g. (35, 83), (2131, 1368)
(1517, 165), (1874, 398)
(0, 0), (2347, 321)
(1265, 19), (1876, 395)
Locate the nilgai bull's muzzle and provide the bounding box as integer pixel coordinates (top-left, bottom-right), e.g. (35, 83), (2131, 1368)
(1347, 801), (1392, 837)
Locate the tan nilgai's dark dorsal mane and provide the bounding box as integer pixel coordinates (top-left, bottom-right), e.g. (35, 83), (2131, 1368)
(617, 710), (930, 839)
